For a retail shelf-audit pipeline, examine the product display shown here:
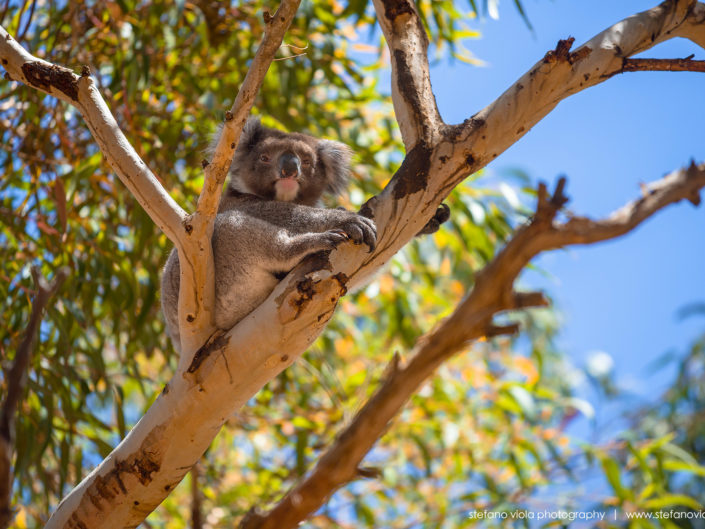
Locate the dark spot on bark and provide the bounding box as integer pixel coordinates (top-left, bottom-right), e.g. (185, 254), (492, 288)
(165, 484), (171, 491)
(112, 461), (129, 493)
(517, 83), (523, 90)
(188, 331), (230, 373)
(441, 124), (461, 142)
(184, 223), (193, 234)
(80, 65), (90, 77)
(516, 126), (525, 135)
(230, 142), (235, 149)
(1, 59), (7, 65)
(134, 501), (140, 506)
(543, 37), (575, 64)
(83, 427), (165, 509)
(69, 514), (88, 529)
(569, 46), (591, 64)
(584, 73), (590, 81)
(358, 196), (377, 219)
(201, 159), (209, 168)
(443, 115), (484, 142)
(333, 272), (349, 296)
(439, 155), (449, 164)
(296, 277), (315, 299)
(186, 314), (195, 322)
(224, 110), (233, 121)
(288, 277), (317, 317)
(273, 270), (288, 280)
(392, 142), (432, 200)
(21, 61), (79, 101)
(544, 42), (589, 66)
(466, 153), (475, 166)
(3, 72), (11, 81)
(281, 354), (289, 362)
(393, 49), (427, 135)
(161, 383), (170, 395)
(87, 491), (102, 511)
(382, 0), (414, 20)
(467, 115), (486, 131)
(615, 45), (623, 56)
(651, 33), (656, 42)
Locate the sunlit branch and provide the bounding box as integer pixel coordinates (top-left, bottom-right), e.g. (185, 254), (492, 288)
(239, 161), (705, 529)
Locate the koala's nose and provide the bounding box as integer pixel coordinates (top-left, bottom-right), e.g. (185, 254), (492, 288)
(279, 153), (300, 178)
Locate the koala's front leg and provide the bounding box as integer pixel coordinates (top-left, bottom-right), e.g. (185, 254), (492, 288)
(269, 230), (351, 271)
(265, 217), (376, 277)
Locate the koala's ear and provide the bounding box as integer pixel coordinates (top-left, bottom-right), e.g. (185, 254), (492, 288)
(208, 117), (264, 158)
(238, 117), (265, 152)
(317, 140), (353, 196)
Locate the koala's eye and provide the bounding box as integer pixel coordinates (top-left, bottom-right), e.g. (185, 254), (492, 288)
(259, 154), (270, 163)
(302, 158), (312, 166)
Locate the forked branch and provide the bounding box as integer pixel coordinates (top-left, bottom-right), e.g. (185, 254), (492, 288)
(176, 0), (302, 358)
(240, 161), (705, 529)
(3, 0), (703, 527)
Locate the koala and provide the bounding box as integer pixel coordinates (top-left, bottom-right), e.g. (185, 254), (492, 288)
(161, 118), (377, 353)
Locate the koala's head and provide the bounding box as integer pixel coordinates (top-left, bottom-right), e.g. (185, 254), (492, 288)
(226, 118), (352, 205)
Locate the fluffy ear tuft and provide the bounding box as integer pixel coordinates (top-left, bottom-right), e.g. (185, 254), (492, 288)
(317, 140), (353, 196)
(238, 117), (265, 153)
(207, 116), (264, 159)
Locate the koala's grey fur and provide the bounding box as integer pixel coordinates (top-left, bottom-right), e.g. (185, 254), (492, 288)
(161, 118), (376, 353)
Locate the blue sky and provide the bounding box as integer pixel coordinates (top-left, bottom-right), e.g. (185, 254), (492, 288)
(430, 1), (704, 413)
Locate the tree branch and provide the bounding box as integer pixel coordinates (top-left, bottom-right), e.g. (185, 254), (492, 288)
(441, 0), (701, 188)
(622, 56), (705, 72)
(39, 1), (306, 526)
(27, 0), (705, 527)
(176, 0), (302, 360)
(0, 266), (68, 529)
(196, 0), (302, 220)
(0, 22), (220, 362)
(0, 26), (187, 245)
(371, 0), (444, 149)
(238, 161), (705, 529)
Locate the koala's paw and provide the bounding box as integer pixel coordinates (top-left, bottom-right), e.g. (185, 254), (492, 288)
(416, 203), (451, 236)
(337, 214), (377, 252)
(320, 229), (352, 249)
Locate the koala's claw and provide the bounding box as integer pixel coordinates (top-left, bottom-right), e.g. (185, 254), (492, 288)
(338, 214), (377, 252)
(417, 203), (451, 236)
(324, 229), (350, 248)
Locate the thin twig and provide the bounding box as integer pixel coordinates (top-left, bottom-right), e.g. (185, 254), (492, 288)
(622, 56), (705, 72)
